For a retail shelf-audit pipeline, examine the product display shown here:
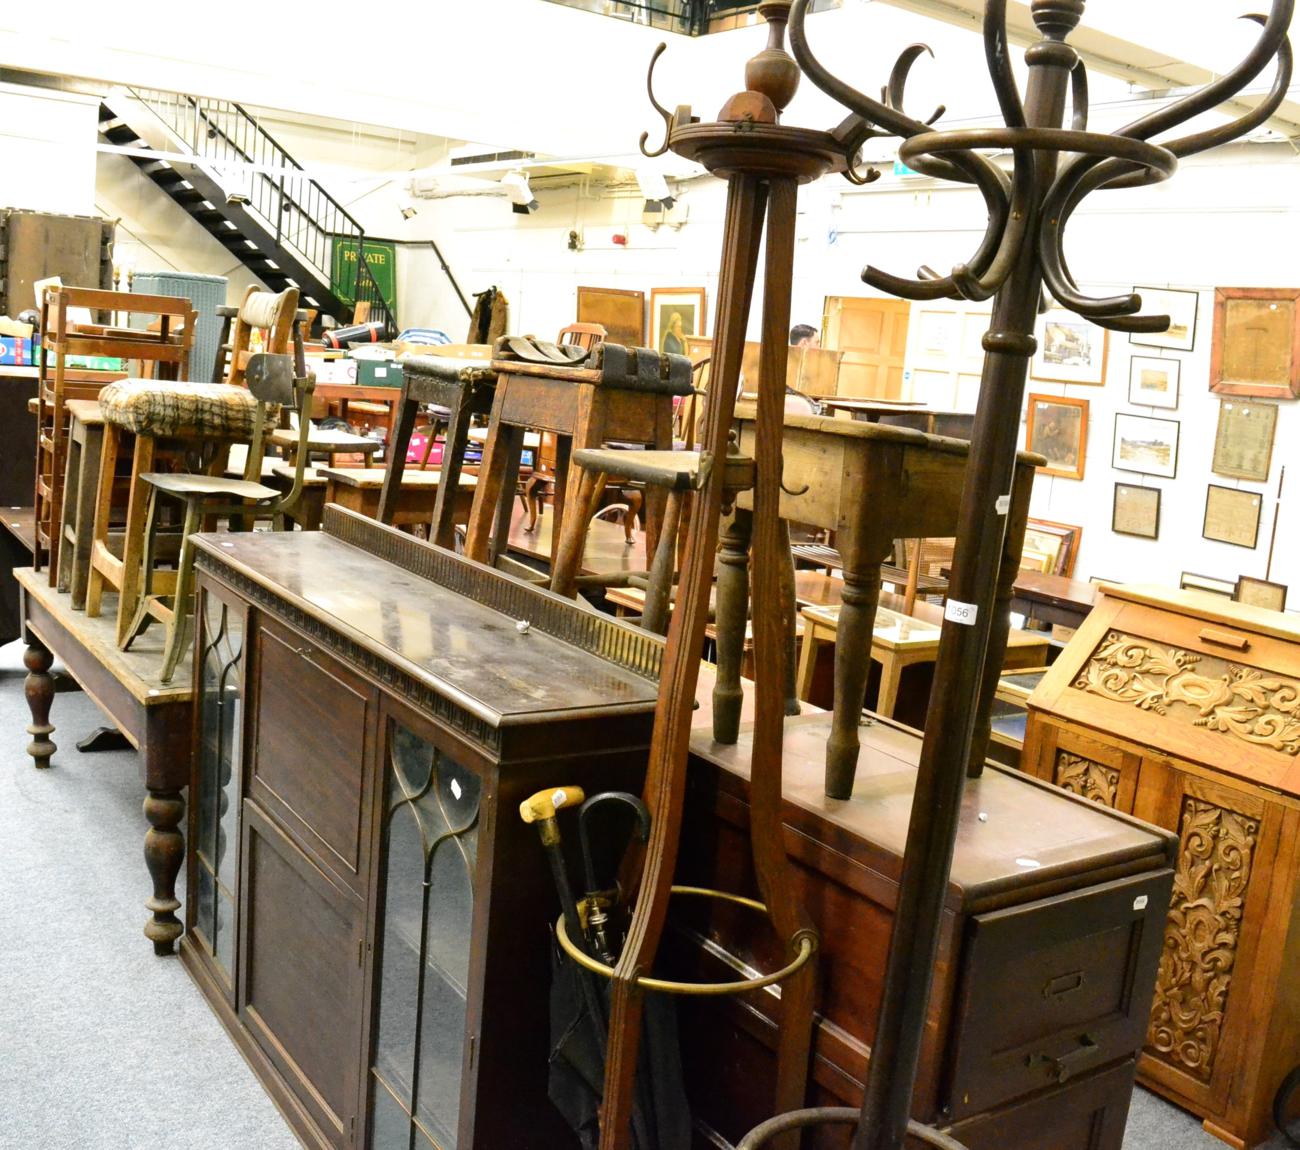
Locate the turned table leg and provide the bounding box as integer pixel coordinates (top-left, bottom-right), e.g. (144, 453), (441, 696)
(24, 636), (56, 769)
(143, 788), (185, 956)
(712, 507), (753, 744)
(826, 524), (890, 800)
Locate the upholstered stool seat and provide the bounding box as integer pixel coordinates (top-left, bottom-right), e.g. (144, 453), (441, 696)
(98, 378), (261, 439)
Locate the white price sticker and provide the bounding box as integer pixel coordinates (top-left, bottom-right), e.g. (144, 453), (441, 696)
(450, 778), (463, 801)
(995, 494), (1011, 516)
(945, 599), (979, 626)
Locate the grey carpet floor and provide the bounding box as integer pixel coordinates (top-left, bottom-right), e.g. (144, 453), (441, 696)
(0, 636), (1291, 1150)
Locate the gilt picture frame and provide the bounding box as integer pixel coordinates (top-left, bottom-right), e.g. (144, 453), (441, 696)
(1210, 286), (1300, 399)
(1025, 393), (1089, 480)
(650, 287), (707, 357)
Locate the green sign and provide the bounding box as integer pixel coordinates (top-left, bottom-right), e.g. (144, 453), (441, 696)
(330, 239), (398, 311)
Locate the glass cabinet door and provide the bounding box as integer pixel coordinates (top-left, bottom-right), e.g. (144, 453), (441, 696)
(370, 720), (481, 1150)
(192, 587), (245, 984)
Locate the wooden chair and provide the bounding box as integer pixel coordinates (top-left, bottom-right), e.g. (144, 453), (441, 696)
(86, 286), (299, 645)
(35, 286), (193, 584)
(123, 354), (314, 682)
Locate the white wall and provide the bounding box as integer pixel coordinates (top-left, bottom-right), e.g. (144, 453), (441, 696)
(0, 82), (98, 214)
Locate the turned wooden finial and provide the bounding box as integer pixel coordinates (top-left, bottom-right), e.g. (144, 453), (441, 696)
(1031, 0), (1086, 40)
(719, 1), (800, 124)
(746, 2), (800, 111)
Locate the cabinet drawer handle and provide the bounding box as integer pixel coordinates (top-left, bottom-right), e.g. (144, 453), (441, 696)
(1198, 627), (1250, 652)
(1028, 1034), (1099, 1084)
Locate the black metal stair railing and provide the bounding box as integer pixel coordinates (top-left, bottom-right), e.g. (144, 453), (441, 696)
(113, 87), (396, 330)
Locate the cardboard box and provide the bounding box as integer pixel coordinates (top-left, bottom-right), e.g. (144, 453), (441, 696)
(354, 359), (402, 387)
(0, 337), (33, 365)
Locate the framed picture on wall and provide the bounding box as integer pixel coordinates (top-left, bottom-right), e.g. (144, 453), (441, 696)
(1112, 412), (1179, 479)
(1129, 286), (1199, 352)
(1210, 286), (1300, 399)
(1025, 393), (1089, 480)
(1030, 312), (1107, 385)
(1022, 518), (1083, 577)
(1202, 484), (1263, 549)
(576, 286), (645, 347)
(1235, 575), (1288, 612)
(1127, 356), (1180, 409)
(650, 287), (707, 357)
(1112, 483), (1161, 539)
(1212, 398), (1278, 482)
(1180, 571), (1237, 598)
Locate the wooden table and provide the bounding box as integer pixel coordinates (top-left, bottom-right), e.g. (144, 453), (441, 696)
(319, 465), (477, 530)
(16, 568), (191, 954)
(722, 405), (1043, 796)
(497, 498), (646, 580)
(1, 507), (35, 646)
(1011, 569), (1099, 631)
(820, 395), (976, 438)
(312, 382), (403, 441)
(796, 602), (1050, 719)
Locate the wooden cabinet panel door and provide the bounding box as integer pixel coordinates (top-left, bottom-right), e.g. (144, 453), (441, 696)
(239, 801), (367, 1148)
(1026, 721), (1142, 814)
(823, 297), (911, 398)
(1131, 760), (1283, 1117)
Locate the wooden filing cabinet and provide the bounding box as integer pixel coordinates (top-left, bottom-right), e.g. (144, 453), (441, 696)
(1023, 583), (1300, 1149)
(181, 509), (660, 1150)
(674, 711), (1176, 1150)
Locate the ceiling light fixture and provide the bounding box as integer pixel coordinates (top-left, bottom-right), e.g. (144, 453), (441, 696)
(501, 170), (539, 215)
(636, 168), (676, 213)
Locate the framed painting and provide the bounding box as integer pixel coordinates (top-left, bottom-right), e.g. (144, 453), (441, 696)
(1235, 575), (1288, 612)
(1210, 286), (1300, 399)
(1112, 483), (1161, 540)
(1129, 286), (1199, 352)
(1031, 312), (1107, 385)
(576, 286), (645, 348)
(650, 287), (707, 357)
(1127, 355), (1180, 409)
(1022, 518), (1083, 577)
(1202, 484), (1263, 549)
(1212, 399), (1278, 483)
(1025, 393), (1089, 480)
(1112, 412), (1179, 479)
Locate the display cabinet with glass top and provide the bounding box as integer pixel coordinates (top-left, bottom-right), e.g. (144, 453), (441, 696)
(181, 507), (662, 1150)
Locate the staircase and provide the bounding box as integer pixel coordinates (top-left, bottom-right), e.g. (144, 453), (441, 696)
(99, 88), (396, 336)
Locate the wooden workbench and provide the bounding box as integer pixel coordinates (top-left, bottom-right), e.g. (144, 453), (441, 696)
(15, 568), (192, 954)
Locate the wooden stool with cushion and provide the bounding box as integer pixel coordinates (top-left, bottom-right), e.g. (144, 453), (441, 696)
(123, 353), (314, 682)
(86, 379), (263, 646)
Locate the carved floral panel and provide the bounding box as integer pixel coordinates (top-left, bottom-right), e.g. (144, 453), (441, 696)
(1072, 632), (1300, 755)
(1054, 749), (1121, 808)
(1146, 795), (1260, 1081)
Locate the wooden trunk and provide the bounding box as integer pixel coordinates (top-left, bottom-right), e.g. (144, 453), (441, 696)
(1022, 583), (1300, 1149)
(672, 711), (1176, 1149)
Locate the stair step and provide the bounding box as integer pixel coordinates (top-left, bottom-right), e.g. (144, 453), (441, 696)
(102, 125), (140, 145)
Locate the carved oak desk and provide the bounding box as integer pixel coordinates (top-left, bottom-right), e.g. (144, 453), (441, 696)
(1024, 584), (1300, 1149)
(16, 567), (191, 954)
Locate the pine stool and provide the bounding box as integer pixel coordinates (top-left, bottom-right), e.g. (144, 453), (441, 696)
(57, 400), (108, 610)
